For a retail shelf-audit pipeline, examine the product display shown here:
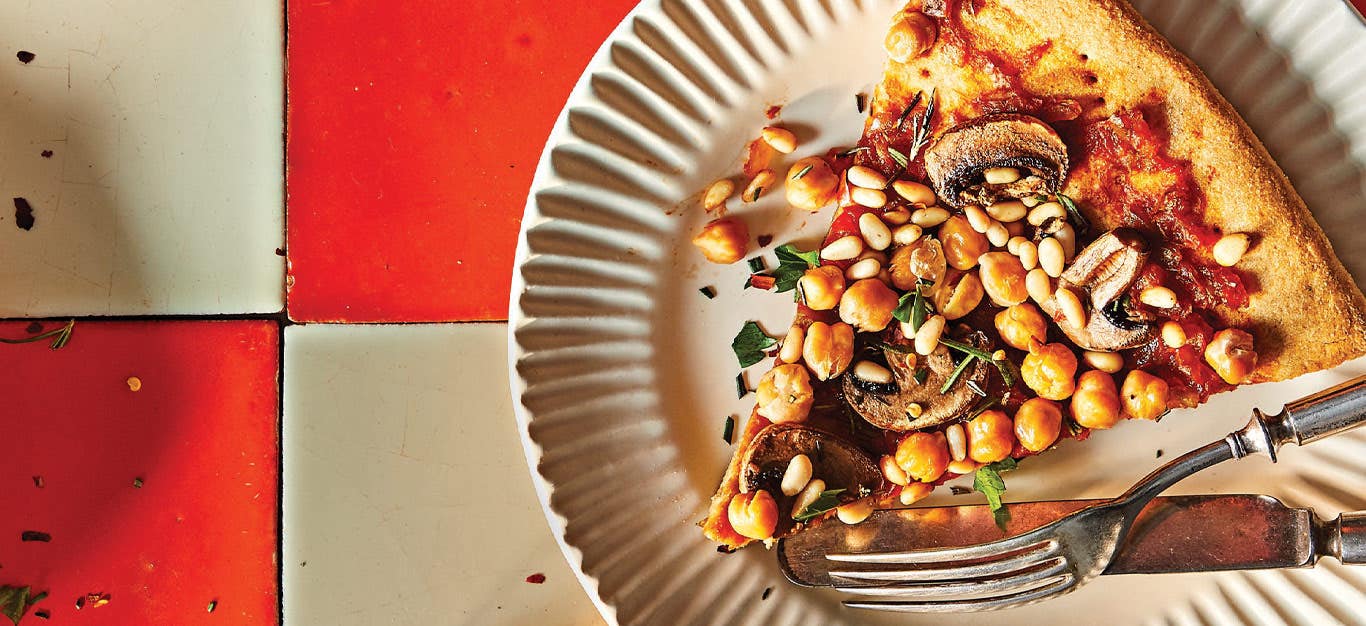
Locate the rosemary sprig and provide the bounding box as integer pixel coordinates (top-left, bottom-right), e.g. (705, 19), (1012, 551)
(907, 87), (938, 162)
(886, 146), (910, 169)
(940, 337), (1017, 386)
(792, 164), (813, 180)
(896, 91), (924, 130)
(1057, 193), (1091, 235)
(0, 320), (75, 350)
(940, 355), (975, 393)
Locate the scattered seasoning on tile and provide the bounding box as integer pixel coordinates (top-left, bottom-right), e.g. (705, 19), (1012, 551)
(31, 476), (43, 488)
(1155, 449), (1164, 458)
(40, 150), (52, 159)
(761, 587), (773, 600)
(35, 609), (51, 619)
(13, 198), (34, 231)
(20, 531), (51, 543)
(734, 373), (748, 399)
(722, 416), (735, 444)
(949, 486), (972, 496)
(274, 247), (285, 256)
(0, 585), (48, 623)
(698, 286), (716, 299)
(16, 51), (35, 64)
(756, 234), (774, 247)
(206, 599), (217, 613)
(765, 104), (782, 119)
(132, 477), (144, 489)
(856, 92), (867, 113)
(747, 257), (766, 273)
(24, 322), (43, 334)
(126, 377), (142, 392)
(300, 561), (307, 567)
(524, 573), (546, 584)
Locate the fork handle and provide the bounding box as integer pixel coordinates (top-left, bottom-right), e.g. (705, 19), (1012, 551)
(1235, 375), (1366, 461)
(1319, 511), (1366, 565)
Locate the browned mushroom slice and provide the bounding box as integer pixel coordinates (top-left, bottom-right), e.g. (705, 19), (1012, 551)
(924, 113), (1069, 208)
(842, 330), (991, 431)
(739, 423), (881, 537)
(1041, 228), (1158, 351)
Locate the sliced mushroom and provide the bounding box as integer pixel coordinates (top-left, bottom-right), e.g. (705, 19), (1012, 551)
(924, 113), (1069, 208)
(842, 330), (991, 431)
(739, 423), (881, 536)
(1039, 228), (1158, 351)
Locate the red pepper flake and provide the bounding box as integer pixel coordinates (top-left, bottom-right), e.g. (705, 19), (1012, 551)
(13, 198), (34, 231)
(32, 476), (43, 488)
(765, 104), (782, 119)
(75, 593), (110, 610)
(524, 573), (546, 584)
(748, 274), (776, 290)
(16, 51), (36, 64)
(20, 531), (51, 542)
(40, 150), (53, 158)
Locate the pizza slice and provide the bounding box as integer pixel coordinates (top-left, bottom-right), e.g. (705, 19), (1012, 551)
(696, 0), (1366, 551)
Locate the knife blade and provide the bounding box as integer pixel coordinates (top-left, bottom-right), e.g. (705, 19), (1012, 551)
(779, 494), (1323, 586)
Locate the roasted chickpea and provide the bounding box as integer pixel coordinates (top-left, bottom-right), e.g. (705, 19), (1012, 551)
(798, 265), (846, 310)
(1121, 369), (1169, 421)
(1013, 398), (1063, 452)
(727, 490), (778, 540)
(755, 364), (814, 423)
(994, 304), (1048, 351)
(1204, 328), (1257, 384)
(803, 321), (854, 381)
(939, 215), (991, 270)
(978, 252), (1029, 306)
(889, 236), (947, 292)
(933, 270), (985, 320)
(1021, 341), (1079, 400)
(839, 278), (899, 332)
(895, 431), (950, 483)
(967, 409), (1016, 464)
(691, 217), (749, 264)
(1071, 370), (1122, 429)
(884, 11), (937, 63)
(785, 157), (840, 211)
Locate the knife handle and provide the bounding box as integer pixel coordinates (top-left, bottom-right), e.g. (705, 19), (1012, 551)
(1235, 375), (1366, 461)
(1321, 511), (1366, 565)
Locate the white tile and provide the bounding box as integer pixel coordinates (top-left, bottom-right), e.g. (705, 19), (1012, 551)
(283, 323), (604, 626)
(0, 1), (283, 315)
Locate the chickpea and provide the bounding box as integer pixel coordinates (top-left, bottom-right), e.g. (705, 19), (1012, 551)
(967, 409), (1016, 464)
(899, 481), (935, 506)
(1121, 369), (1169, 421)
(1204, 328), (1257, 384)
(1021, 341), (1079, 400)
(785, 157), (840, 211)
(755, 364), (814, 423)
(839, 278), (900, 332)
(691, 217), (749, 264)
(933, 270), (985, 320)
(803, 321), (854, 381)
(1013, 398), (1063, 452)
(895, 431), (950, 483)
(939, 215), (991, 270)
(889, 236), (946, 291)
(798, 265), (846, 310)
(994, 303), (1048, 351)
(978, 252), (1029, 306)
(1071, 370), (1122, 429)
(884, 11), (937, 63)
(727, 490), (778, 540)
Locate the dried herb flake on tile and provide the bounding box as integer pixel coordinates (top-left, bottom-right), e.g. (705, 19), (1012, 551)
(19, 531), (50, 543)
(13, 198), (34, 231)
(524, 573), (546, 584)
(15, 51), (35, 64)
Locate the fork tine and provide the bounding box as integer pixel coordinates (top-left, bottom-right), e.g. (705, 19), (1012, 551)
(832, 557), (1067, 598)
(829, 542), (1060, 582)
(827, 531), (1053, 564)
(844, 573), (1076, 612)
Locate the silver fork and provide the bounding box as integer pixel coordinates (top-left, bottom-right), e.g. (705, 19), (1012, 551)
(828, 374), (1366, 612)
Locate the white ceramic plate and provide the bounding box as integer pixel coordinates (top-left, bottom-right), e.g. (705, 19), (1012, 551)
(509, 1), (1366, 623)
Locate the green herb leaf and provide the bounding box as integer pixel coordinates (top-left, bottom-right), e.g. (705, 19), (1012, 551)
(837, 146), (870, 158)
(966, 396), (1001, 420)
(722, 416), (736, 444)
(792, 164), (813, 180)
(1056, 193), (1090, 235)
(913, 367), (929, 385)
(891, 291), (916, 324)
(735, 373), (748, 399)
(910, 282), (929, 332)
(907, 88), (938, 161)
(941, 338), (1016, 387)
(887, 147), (910, 169)
(793, 488), (848, 522)
(896, 91), (923, 130)
(0, 586), (48, 626)
(747, 257), (766, 273)
(771, 243), (821, 293)
(874, 341), (915, 354)
(973, 459), (1019, 532)
(0, 320), (75, 350)
(940, 355), (975, 393)
(731, 321), (777, 368)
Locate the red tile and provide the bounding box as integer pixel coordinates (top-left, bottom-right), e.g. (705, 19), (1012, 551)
(1, 321), (279, 625)
(287, 0), (639, 322)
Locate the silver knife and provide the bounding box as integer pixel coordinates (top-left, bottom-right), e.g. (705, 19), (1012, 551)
(779, 494), (1364, 586)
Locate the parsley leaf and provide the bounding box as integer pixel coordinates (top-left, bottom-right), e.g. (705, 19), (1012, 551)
(0, 586), (48, 626)
(731, 321), (777, 368)
(973, 459), (1019, 532)
(892, 291), (916, 323)
(793, 488), (847, 522)
(1056, 193), (1090, 235)
(770, 243), (820, 294)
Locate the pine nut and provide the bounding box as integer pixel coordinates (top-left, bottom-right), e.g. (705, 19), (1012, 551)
(1018, 240), (1039, 270)
(703, 179), (734, 211)
(1162, 321), (1187, 348)
(792, 478), (827, 518)
(853, 360), (894, 384)
(845, 257), (882, 280)
(900, 481), (933, 505)
(983, 167), (1021, 185)
(780, 454), (814, 496)
(847, 165), (888, 190)
(986, 200), (1027, 223)
(945, 423), (967, 462)
(760, 126), (797, 154)
(851, 187), (887, 209)
(1039, 237), (1066, 277)
(880, 455), (909, 486)
(1027, 201), (1066, 226)
(965, 205), (991, 233)
(911, 207), (949, 228)
(1213, 233), (1250, 266)
(820, 235), (864, 260)
(1083, 350), (1124, 373)
(986, 221), (1010, 247)
(780, 324), (805, 364)
(1026, 268), (1053, 304)
(1056, 286), (1087, 328)
(893, 224), (924, 246)
(1140, 286), (1177, 309)
(743, 169), (777, 203)
(893, 180), (936, 206)
(837, 499), (874, 524)
(906, 403), (924, 418)
(882, 208), (911, 225)
(947, 459), (981, 475)
(914, 314), (947, 355)
(1007, 236), (1028, 255)
(858, 212), (893, 251)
